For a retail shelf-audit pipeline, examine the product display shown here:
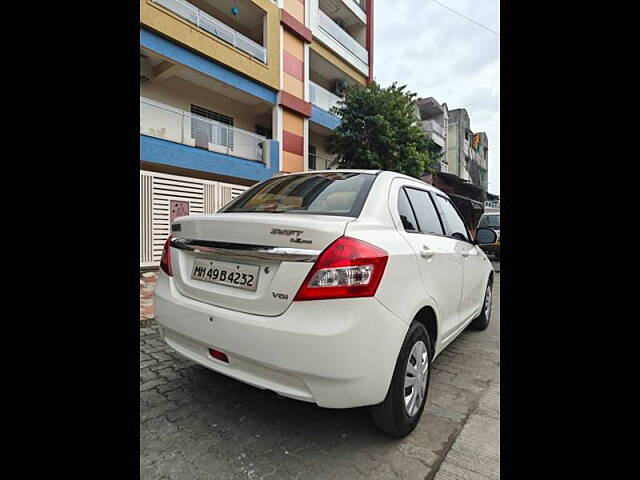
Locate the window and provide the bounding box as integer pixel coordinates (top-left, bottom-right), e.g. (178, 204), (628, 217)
(397, 189), (418, 232)
(191, 105), (233, 126)
(190, 105), (234, 150)
(404, 188), (444, 235)
(220, 172), (376, 217)
(434, 195), (469, 242)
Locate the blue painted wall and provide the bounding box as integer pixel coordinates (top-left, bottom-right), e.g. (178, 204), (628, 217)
(140, 28), (277, 105)
(310, 105), (341, 130)
(140, 135), (279, 182)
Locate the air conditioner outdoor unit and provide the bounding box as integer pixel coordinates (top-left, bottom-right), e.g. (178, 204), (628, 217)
(140, 54), (153, 82)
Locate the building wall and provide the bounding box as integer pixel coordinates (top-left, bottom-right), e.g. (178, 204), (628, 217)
(446, 108), (489, 191)
(447, 108), (471, 180)
(279, 0), (311, 173)
(447, 121), (460, 176)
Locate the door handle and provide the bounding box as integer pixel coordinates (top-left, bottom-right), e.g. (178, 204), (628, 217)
(462, 251), (469, 258)
(420, 246), (435, 258)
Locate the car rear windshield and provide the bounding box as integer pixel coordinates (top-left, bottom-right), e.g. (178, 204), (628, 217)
(479, 214), (500, 228)
(219, 172), (376, 217)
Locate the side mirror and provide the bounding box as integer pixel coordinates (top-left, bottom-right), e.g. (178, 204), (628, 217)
(475, 227), (497, 245)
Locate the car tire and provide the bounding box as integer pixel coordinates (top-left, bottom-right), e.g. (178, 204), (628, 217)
(469, 280), (493, 331)
(370, 322), (432, 437)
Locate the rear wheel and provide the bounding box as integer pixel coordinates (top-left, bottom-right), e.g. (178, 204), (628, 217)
(370, 322), (432, 437)
(469, 280), (492, 330)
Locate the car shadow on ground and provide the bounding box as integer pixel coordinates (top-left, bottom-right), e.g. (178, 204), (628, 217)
(179, 360), (385, 439)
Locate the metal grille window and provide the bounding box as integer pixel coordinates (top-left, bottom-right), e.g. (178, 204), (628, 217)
(190, 105), (234, 150)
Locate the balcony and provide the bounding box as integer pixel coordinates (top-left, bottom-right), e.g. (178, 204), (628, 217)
(153, 0), (267, 63)
(140, 97), (267, 163)
(309, 81), (343, 113)
(422, 120), (447, 148)
(309, 152), (335, 170)
(422, 119), (445, 137)
(317, 9), (368, 67)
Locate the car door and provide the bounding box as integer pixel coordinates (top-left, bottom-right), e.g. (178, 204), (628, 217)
(432, 194), (489, 325)
(392, 180), (465, 339)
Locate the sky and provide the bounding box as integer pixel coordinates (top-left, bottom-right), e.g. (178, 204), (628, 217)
(373, 0), (500, 195)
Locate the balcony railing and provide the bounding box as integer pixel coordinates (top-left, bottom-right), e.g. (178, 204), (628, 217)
(140, 98), (267, 163)
(317, 10), (368, 65)
(153, 0), (267, 63)
(422, 119), (445, 137)
(309, 82), (343, 113)
(309, 152), (335, 170)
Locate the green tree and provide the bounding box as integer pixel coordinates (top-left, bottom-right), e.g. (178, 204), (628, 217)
(326, 81), (438, 178)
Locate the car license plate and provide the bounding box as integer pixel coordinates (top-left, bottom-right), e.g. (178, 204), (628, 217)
(191, 258), (260, 291)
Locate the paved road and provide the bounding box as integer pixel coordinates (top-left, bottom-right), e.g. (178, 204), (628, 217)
(140, 271), (500, 479)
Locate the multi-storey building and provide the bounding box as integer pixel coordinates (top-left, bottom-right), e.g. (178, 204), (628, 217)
(140, 0), (374, 267)
(416, 97), (449, 173)
(446, 108), (489, 192)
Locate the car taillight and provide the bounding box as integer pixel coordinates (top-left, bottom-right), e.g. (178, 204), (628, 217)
(160, 236), (173, 277)
(294, 236), (388, 301)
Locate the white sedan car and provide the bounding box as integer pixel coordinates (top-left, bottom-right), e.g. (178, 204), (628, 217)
(154, 170), (496, 437)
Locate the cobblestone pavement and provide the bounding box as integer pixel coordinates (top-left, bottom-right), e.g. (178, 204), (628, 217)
(140, 272), (500, 479)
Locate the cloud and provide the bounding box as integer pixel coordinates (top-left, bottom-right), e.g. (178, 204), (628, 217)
(374, 0), (500, 194)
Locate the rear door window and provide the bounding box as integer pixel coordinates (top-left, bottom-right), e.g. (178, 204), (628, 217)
(434, 195), (470, 242)
(404, 188), (445, 235)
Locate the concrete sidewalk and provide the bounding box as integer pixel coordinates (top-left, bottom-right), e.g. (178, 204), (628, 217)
(433, 378), (500, 479)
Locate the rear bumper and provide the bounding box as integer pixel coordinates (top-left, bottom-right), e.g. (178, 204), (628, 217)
(153, 273), (408, 408)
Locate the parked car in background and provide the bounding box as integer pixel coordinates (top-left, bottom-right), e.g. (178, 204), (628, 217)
(154, 170), (497, 437)
(477, 211), (500, 260)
